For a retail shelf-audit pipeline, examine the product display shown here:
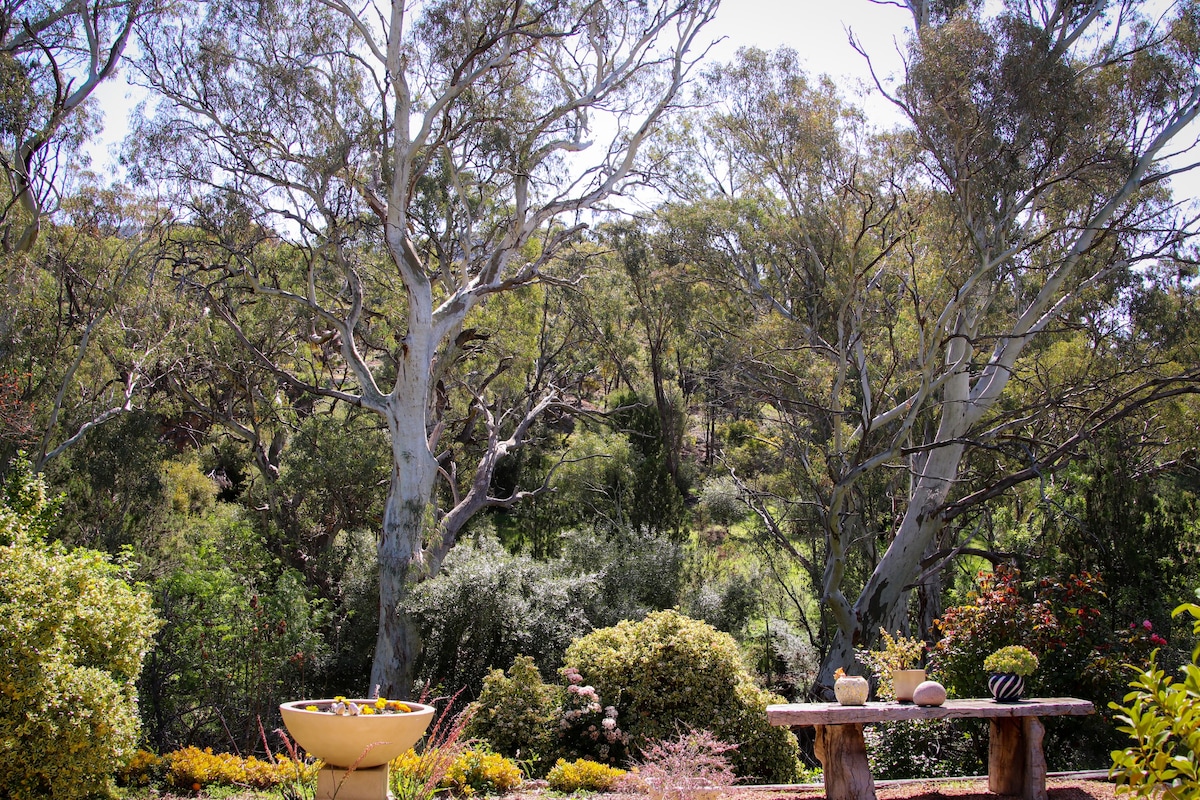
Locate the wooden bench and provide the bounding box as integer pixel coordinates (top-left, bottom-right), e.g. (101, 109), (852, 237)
(767, 697), (1095, 800)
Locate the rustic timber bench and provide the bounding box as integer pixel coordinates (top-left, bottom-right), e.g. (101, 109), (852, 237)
(767, 697), (1095, 800)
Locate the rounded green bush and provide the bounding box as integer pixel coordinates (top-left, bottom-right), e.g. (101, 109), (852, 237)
(0, 465), (161, 800)
(563, 610), (800, 782)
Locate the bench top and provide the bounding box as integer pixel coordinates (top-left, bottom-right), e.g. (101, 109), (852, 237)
(767, 697), (1095, 727)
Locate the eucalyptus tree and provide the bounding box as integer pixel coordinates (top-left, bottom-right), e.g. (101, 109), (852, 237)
(0, 0), (152, 253)
(133, 0), (718, 695)
(674, 0), (1200, 688)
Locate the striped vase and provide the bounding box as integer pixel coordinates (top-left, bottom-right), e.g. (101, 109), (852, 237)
(987, 672), (1026, 702)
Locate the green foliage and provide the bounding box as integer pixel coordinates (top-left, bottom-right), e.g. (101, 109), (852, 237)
(1110, 599), (1200, 799)
(607, 391), (687, 537)
(43, 411), (171, 551)
(0, 465), (161, 800)
(406, 535), (596, 698)
(698, 475), (747, 527)
(139, 504), (327, 752)
(865, 719), (984, 780)
(465, 656), (562, 768)
(563, 610), (801, 782)
(984, 645), (1039, 676)
(559, 525), (682, 629)
(545, 758), (626, 793)
(932, 567), (1146, 768)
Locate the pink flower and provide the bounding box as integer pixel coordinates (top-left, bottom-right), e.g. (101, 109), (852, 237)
(1151, 634), (1168, 646)
(1144, 620), (1153, 630)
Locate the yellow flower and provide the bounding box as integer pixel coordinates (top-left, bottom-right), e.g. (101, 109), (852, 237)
(362, 706), (375, 715)
(304, 705), (318, 712)
(334, 695), (346, 703)
(387, 701), (410, 713)
(374, 697), (387, 709)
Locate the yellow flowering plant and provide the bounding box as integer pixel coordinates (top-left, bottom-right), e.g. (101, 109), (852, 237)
(308, 695), (415, 716)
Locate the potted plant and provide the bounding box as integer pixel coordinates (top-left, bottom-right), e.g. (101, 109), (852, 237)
(983, 645), (1038, 702)
(833, 668), (869, 706)
(857, 628), (927, 703)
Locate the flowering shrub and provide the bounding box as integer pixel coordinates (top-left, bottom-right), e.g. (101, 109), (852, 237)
(931, 567), (1154, 769)
(443, 748), (523, 795)
(558, 665), (629, 764)
(0, 463), (161, 800)
(563, 610), (801, 782)
(164, 746), (316, 790)
(545, 758), (627, 792)
(628, 728), (739, 800)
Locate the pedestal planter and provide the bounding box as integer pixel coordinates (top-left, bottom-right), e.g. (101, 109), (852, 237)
(987, 673), (1026, 703)
(279, 699), (435, 768)
(280, 699), (436, 800)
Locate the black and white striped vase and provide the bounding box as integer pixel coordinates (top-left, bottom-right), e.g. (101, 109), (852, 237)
(987, 672), (1026, 702)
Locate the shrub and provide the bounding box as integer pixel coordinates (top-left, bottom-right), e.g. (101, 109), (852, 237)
(1110, 598), (1200, 799)
(0, 463), (161, 800)
(443, 747), (523, 795)
(932, 567), (1143, 769)
(465, 656), (563, 767)
(545, 758), (626, 792)
(563, 610), (801, 782)
(138, 504), (328, 753)
(116, 749), (165, 787)
(628, 728), (738, 800)
(164, 746), (316, 790)
(406, 535), (596, 698)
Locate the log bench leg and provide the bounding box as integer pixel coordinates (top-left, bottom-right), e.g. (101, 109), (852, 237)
(988, 716), (1047, 800)
(814, 723), (877, 800)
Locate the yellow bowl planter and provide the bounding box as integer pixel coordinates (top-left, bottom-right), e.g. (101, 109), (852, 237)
(279, 699), (435, 768)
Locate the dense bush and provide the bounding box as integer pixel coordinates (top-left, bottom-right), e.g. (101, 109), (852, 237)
(464, 656), (563, 767)
(559, 525), (683, 629)
(865, 719), (983, 780)
(564, 610), (801, 782)
(139, 504), (328, 752)
(406, 535), (596, 697)
(931, 567), (1152, 769)
(545, 758), (627, 792)
(0, 462), (162, 800)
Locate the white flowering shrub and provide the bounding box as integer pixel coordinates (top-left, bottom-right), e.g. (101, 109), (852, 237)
(0, 462), (162, 800)
(564, 610), (801, 782)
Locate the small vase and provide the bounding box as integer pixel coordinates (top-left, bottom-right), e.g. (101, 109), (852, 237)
(892, 669), (926, 703)
(834, 675), (870, 706)
(987, 672), (1026, 702)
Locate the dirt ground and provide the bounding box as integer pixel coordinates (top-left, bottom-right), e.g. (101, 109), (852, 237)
(500, 775), (1116, 799)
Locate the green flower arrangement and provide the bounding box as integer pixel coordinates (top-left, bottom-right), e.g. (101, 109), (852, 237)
(983, 645), (1038, 677)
